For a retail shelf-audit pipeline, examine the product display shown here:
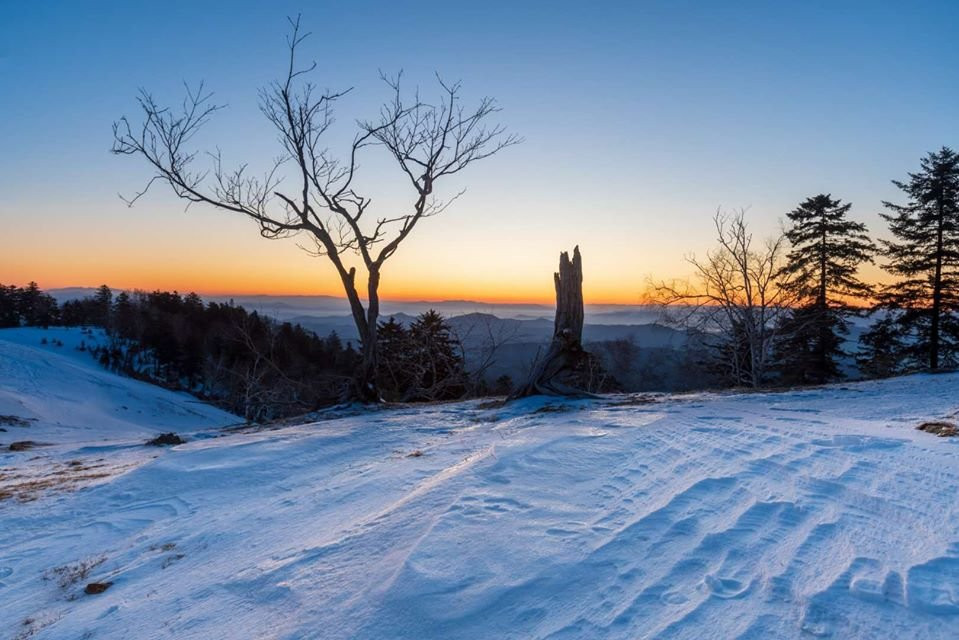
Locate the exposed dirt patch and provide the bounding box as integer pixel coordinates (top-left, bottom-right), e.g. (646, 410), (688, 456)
(146, 432), (185, 446)
(8, 441), (43, 452)
(917, 421), (959, 437)
(84, 581), (113, 595)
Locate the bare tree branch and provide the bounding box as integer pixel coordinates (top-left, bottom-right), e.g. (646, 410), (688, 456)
(651, 209), (798, 387)
(112, 16), (518, 400)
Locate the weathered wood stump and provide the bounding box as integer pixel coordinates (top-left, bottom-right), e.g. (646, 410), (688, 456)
(514, 246), (609, 397)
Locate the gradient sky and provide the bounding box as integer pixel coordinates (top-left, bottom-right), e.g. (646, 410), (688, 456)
(2, 1), (959, 303)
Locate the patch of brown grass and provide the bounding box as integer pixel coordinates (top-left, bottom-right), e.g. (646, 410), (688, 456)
(608, 394), (659, 407)
(45, 555), (106, 589)
(534, 404), (576, 414)
(475, 399), (507, 410)
(14, 613), (62, 640)
(0, 460), (119, 503)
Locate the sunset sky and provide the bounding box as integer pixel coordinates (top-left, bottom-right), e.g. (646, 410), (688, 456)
(3, 1), (959, 304)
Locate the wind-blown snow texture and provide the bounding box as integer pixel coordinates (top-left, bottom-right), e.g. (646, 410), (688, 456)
(2, 328), (959, 639)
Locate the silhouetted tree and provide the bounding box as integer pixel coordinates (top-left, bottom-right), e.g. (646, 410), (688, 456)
(375, 312), (469, 402)
(113, 291), (136, 336)
(407, 310), (468, 400)
(857, 315), (904, 378)
(112, 17), (518, 401)
(656, 211), (798, 388)
(0, 285), (21, 327)
(16, 282), (59, 328)
(93, 285), (113, 327)
(773, 194), (875, 384)
(376, 316), (413, 399)
(875, 147), (959, 370)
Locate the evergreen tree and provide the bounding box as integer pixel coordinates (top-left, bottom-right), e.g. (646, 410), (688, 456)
(856, 315), (904, 379)
(17, 282), (59, 327)
(774, 194), (875, 384)
(773, 306), (845, 384)
(324, 331), (343, 355)
(376, 317), (412, 399)
(408, 310), (466, 400)
(877, 147), (959, 370)
(112, 291), (135, 336)
(0, 285), (20, 327)
(375, 311), (468, 401)
(93, 284), (113, 327)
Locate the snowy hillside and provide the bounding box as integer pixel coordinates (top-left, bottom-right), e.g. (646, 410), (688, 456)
(0, 327), (239, 444)
(3, 328), (959, 638)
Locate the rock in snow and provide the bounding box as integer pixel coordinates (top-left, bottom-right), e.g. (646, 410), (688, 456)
(2, 327), (959, 638)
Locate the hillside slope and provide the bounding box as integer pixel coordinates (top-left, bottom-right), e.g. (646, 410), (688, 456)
(1, 331), (959, 638)
(0, 327), (239, 445)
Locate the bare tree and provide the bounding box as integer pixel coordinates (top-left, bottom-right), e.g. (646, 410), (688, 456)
(449, 314), (520, 395)
(653, 210), (797, 388)
(112, 17), (518, 401)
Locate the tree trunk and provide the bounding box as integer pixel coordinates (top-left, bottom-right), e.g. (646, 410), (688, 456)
(354, 324), (380, 402)
(339, 266), (381, 403)
(931, 200), (944, 370)
(514, 246), (604, 397)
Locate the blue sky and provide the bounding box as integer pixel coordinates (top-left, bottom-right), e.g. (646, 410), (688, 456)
(2, 1), (958, 301)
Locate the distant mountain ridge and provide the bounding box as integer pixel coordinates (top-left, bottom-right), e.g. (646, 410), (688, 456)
(46, 288), (660, 323)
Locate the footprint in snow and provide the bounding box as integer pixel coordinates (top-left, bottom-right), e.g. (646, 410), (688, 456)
(704, 574), (752, 599)
(661, 590), (688, 605)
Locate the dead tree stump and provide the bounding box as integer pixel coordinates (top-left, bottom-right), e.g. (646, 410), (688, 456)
(515, 246), (609, 397)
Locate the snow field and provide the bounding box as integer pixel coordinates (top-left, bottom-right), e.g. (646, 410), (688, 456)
(2, 328), (959, 638)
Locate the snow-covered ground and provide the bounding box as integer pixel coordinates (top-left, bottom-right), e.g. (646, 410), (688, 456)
(2, 328), (959, 639)
(0, 327), (238, 444)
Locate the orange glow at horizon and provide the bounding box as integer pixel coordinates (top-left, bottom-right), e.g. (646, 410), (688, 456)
(3, 261), (893, 307)
(1, 254), (652, 306)
(2, 269), (643, 306)
(0, 199), (891, 308)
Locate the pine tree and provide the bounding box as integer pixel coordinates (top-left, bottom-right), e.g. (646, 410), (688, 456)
(409, 312), (454, 372)
(93, 284), (113, 327)
(856, 315), (904, 379)
(773, 306), (845, 384)
(0, 285), (21, 327)
(774, 194), (875, 384)
(112, 291), (135, 337)
(17, 282), (59, 328)
(408, 310), (466, 400)
(877, 147), (959, 370)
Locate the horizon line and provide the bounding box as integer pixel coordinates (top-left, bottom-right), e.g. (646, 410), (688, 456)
(34, 284), (651, 307)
